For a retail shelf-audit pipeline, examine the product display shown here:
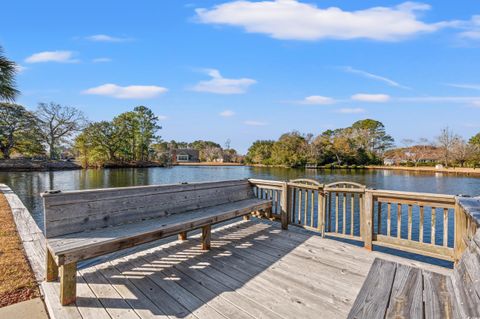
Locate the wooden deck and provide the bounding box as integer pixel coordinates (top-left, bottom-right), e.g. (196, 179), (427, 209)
(42, 219), (450, 319)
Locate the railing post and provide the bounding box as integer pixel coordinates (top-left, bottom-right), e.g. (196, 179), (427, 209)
(281, 182), (289, 230)
(363, 189), (374, 251)
(454, 199), (467, 264)
(319, 188), (326, 237)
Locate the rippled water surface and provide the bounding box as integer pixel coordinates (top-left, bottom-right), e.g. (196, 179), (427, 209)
(1, 166), (480, 230)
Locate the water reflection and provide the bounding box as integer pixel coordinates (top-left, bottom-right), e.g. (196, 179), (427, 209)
(1, 166), (480, 230)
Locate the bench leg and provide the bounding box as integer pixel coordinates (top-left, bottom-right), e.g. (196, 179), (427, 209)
(243, 214), (250, 221)
(60, 262), (77, 305)
(178, 231), (187, 241)
(46, 249), (58, 282)
(201, 225), (211, 250)
(264, 207), (272, 219)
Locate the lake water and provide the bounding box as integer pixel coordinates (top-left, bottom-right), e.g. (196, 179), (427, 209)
(1, 166), (480, 230)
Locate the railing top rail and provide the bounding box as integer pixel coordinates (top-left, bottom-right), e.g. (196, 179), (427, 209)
(248, 178), (285, 188)
(457, 196), (480, 226)
(289, 178), (323, 186)
(369, 188), (456, 205)
(324, 181), (366, 190)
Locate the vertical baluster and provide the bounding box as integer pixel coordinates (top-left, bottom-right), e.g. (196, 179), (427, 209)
(443, 208), (448, 247)
(359, 193), (364, 239)
(343, 193), (347, 234)
(328, 192), (332, 231)
(335, 193), (339, 233)
(377, 201), (382, 235)
(274, 190), (278, 214)
(387, 203), (391, 237)
(408, 204), (413, 240)
(281, 183), (288, 230)
(310, 190), (315, 227)
(397, 204), (402, 239)
(291, 187), (296, 223)
(350, 193), (355, 235)
(431, 207), (436, 245)
(298, 188), (302, 224)
(419, 206), (424, 243)
(303, 189), (308, 225)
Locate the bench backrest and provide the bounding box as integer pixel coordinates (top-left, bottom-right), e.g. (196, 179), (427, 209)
(42, 179), (254, 238)
(452, 228), (480, 309)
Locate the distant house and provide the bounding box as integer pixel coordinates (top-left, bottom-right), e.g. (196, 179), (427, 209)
(383, 145), (443, 165)
(172, 149), (200, 163)
(383, 158), (395, 166)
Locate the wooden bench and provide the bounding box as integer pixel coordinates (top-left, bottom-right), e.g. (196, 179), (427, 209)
(42, 179), (273, 305)
(348, 229), (480, 319)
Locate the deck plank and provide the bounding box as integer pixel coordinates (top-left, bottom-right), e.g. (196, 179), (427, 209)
(385, 264), (423, 319)
(42, 219), (455, 319)
(347, 258), (396, 319)
(423, 270), (455, 319)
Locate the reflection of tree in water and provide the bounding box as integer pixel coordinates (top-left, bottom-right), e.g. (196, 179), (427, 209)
(1, 166), (480, 231)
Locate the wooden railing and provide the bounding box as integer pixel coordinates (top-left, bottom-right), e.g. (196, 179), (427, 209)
(249, 178), (475, 263)
(366, 189), (456, 261)
(453, 197), (480, 262)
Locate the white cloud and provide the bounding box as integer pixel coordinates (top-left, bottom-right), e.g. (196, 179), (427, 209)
(86, 34), (131, 42)
(83, 83), (168, 99)
(25, 51), (78, 63)
(341, 66), (410, 89)
(470, 101), (480, 108)
(157, 115), (168, 120)
(351, 93), (391, 102)
(446, 83), (480, 90)
(459, 15), (480, 39)
(220, 110), (235, 117)
(192, 69), (256, 94)
(196, 1), (448, 41)
(336, 108), (366, 114)
(92, 57), (112, 63)
(244, 120), (268, 126)
(299, 95), (335, 105)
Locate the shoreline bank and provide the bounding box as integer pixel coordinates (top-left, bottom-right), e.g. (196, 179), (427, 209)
(176, 162), (244, 167)
(0, 159), (81, 172)
(366, 165), (480, 176)
(0, 189), (40, 307)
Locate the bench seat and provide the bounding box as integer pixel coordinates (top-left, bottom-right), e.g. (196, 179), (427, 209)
(42, 179), (278, 305)
(48, 198), (272, 265)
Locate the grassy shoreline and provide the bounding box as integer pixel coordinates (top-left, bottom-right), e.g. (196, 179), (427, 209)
(176, 162), (244, 166)
(367, 165), (480, 176)
(0, 193), (39, 307)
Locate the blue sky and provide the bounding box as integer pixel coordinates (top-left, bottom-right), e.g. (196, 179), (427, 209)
(1, 0), (480, 153)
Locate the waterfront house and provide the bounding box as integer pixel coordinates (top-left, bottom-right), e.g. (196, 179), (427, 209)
(172, 148), (200, 163)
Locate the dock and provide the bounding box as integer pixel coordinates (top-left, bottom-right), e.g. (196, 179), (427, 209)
(1, 178), (479, 318)
(41, 219), (448, 319)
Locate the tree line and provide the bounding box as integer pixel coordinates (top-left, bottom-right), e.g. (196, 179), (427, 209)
(245, 120), (480, 168)
(245, 119), (394, 167)
(0, 102), (86, 159)
(75, 106), (161, 167)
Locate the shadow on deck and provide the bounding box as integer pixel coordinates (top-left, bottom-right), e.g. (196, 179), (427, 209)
(42, 219), (450, 319)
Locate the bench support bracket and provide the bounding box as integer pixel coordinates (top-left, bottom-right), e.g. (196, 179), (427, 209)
(60, 262), (77, 305)
(202, 225), (211, 250)
(178, 231), (187, 241)
(46, 249), (58, 282)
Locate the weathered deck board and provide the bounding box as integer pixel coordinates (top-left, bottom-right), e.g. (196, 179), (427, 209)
(42, 219), (453, 319)
(347, 259), (396, 319)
